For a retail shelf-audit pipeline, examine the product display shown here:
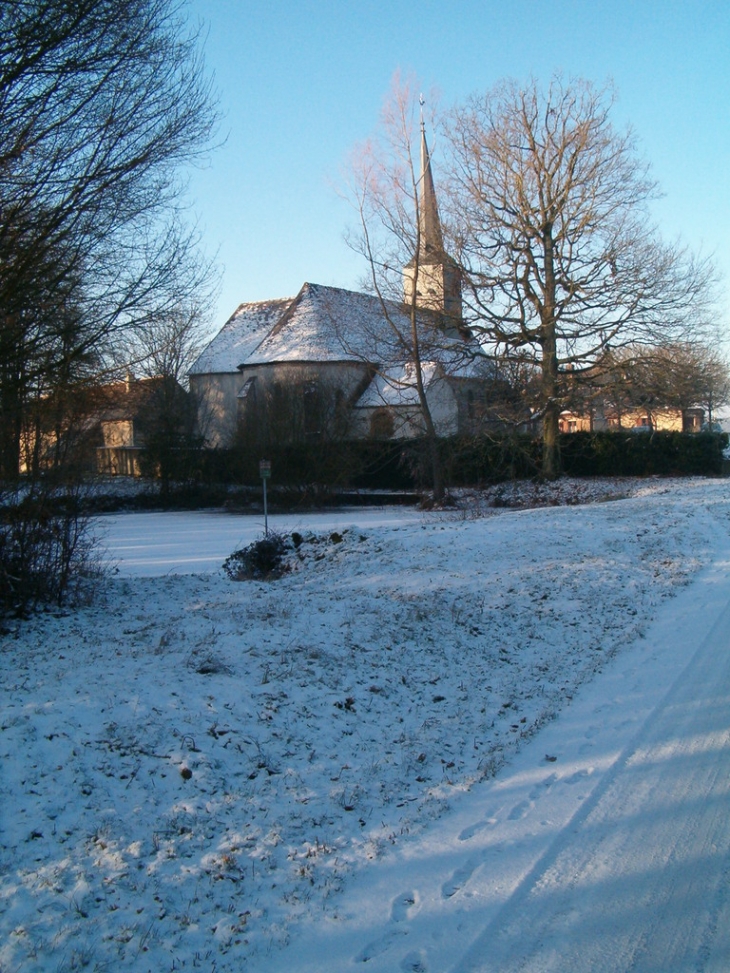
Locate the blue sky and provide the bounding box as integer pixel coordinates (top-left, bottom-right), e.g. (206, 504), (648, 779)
(186, 0), (730, 331)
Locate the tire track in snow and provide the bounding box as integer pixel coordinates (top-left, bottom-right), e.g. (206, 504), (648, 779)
(452, 596), (730, 973)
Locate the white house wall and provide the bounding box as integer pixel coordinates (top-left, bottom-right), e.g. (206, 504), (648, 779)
(236, 361), (373, 442)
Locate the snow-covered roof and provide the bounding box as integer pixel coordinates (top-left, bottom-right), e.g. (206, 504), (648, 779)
(247, 282), (402, 365)
(190, 281), (486, 375)
(354, 362), (443, 409)
(189, 296), (294, 374)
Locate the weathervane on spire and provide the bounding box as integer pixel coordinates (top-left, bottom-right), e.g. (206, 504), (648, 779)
(419, 92), (425, 133)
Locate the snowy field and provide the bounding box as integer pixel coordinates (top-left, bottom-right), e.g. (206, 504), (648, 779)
(3, 477), (730, 972)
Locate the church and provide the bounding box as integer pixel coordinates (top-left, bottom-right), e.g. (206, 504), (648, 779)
(189, 125), (490, 448)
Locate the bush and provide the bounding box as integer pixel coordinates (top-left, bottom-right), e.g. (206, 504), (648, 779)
(223, 532), (290, 581)
(1, 486), (103, 618)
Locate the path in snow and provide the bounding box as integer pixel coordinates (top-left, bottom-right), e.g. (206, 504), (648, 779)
(455, 591), (730, 973)
(254, 536), (730, 973)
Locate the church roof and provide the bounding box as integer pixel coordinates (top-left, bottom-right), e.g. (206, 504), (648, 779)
(190, 281), (481, 375)
(189, 296), (293, 374)
(404, 122), (456, 272)
(246, 282), (401, 365)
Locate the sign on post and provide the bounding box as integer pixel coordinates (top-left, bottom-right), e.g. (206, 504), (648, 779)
(259, 460), (271, 534)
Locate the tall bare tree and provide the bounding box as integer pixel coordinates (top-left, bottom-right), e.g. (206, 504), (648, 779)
(0, 0), (218, 613)
(445, 75), (719, 477)
(346, 80), (474, 502)
(0, 0), (219, 481)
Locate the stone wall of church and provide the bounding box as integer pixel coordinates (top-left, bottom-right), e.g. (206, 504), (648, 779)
(189, 372), (244, 448)
(350, 376), (459, 441)
(235, 361), (373, 446)
(403, 258), (462, 322)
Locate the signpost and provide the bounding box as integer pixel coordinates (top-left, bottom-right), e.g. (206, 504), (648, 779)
(259, 460), (271, 535)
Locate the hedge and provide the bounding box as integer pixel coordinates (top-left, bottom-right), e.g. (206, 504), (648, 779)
(559, 430), (728, 478)
(194, 430), (728, 492)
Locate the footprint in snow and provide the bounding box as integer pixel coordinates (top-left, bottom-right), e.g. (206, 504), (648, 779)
(400, 949), (429, 972)
(458, 812), (499, 842)
(442, 858), (480, 898)
(563, 767), (593, 785)
(508, 799), (531, 821)
(528, 772), (557, 800)
(391, 890), (419, 922)
(355, 929), (408, 963)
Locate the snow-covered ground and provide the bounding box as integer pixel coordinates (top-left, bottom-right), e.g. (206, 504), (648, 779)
(2, 477), (730, 972)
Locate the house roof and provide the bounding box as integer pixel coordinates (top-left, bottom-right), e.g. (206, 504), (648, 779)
(190, 281), (485, 376)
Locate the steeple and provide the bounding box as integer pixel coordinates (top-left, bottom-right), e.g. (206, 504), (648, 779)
(417, 112), (445, 260)
(403, 105), (462, 325)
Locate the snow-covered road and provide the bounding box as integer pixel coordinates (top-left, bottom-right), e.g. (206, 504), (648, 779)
(456, 589), (730, 973)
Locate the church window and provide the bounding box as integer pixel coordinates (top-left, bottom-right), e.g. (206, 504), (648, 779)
(238, 377), (256, 402)
(303, 381), (322, 436)
(369, 407), (395, 440)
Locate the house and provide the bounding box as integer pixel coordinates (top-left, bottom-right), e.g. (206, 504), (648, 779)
(95, 375), (190, 476)
(189, 124), (491, 448)
(559, 405), (704, 435)
(16, 374), (189, 477)
(556, 348), (710, 436)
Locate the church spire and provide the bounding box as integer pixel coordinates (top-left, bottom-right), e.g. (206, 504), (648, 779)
(417, 107), (445, 259)
(403, 101), (462, 324)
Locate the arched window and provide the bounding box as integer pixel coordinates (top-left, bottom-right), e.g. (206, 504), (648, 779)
(369, 407), (395, 440)
(303, 381), (321, 436)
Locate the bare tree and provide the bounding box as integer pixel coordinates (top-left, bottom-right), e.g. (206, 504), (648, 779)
(689, 347), (730, 428)
(345, 79), (474, 502)
(0, 0), (219, 481)
(445, 75), (719, 477)
(0, 0), (218, 612)
(124, 302), (214, 387)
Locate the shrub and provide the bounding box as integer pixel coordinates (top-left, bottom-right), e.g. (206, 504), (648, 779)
(560, 430), (728, 477)
(1, 486), (103, 618)
(223, 532), (290, 581)
(197, 430), (728, 495)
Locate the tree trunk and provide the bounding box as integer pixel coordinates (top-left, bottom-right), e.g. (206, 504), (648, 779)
(0, 381), (23, 481)
(541, 228), (561, 480)
(428, 434), (445, 503)
(410, 322), (446, 503)
(542, 400), (561, 479)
